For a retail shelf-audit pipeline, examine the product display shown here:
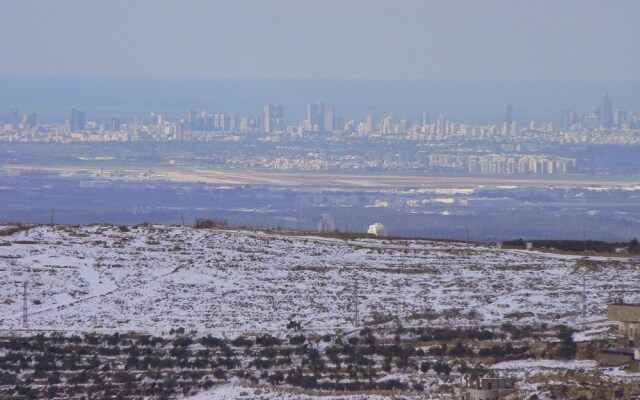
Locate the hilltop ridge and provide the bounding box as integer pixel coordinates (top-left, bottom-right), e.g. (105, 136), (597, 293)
(1, 223), (637, 335)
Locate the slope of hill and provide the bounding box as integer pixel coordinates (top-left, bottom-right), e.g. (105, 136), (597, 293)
(0, 224), (637, 334)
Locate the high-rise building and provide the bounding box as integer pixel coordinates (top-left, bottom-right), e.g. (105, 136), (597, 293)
(436, 115), (445, 134)
(381, 113), (394, 134)
(187, 109), (197, 131)
(613, 109), (626, 130)
(422, 111), (429, 127)
(307, 102), (324, 131)
(9, 107), (18, 127)
(76, 111), (86, 130)
(110, 117), (121, 131)
(602, 94), (613, 129)
(263, 105), (272, 133)
(216, 113), (229, 132)
(503, 103), (512, 125)
(559, 109), (568, 130)
(68, 108), (86, 131)
(23, 112), (37, 127)
(68, 108), (76, 131)
(263, 104), (284, 133)
(149, 112), (159, 126)
(324, 105), (335, 132)
(229, 113), (238, 131)
(334, 116), (345, 132)
(365, 115), (375, 134)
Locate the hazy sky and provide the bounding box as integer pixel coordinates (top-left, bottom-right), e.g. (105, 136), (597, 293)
(1, 0), (638, 80)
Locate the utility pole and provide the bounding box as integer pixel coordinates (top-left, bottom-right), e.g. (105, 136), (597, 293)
(582, 275), (587, 325)
(354, 278), (359, 327)
(22, 282), (28, 329)
(181, 213), (185, 227)
(50, 207), (55, 225)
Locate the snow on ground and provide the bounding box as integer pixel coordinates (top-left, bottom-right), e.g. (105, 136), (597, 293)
(573, 323), (615, 342)
(183, 381), (426, 400)
(491, 359), (598, 370)
(601, 367), (640, 377)
(0, 224), (638, 335)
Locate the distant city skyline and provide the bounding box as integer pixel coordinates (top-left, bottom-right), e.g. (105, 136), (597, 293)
(3, 92), (635, 130)
(0, 0), (639, 80)
(2, 77), (640, 126)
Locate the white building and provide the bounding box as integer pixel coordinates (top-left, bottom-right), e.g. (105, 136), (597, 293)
(367, 222), (386, 237)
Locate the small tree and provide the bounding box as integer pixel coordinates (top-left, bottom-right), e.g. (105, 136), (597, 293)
(555, 325), (576, 358)
(287, 320), (302, 332)
(419, 361), (431, 373)
(433, 360), (451, 375)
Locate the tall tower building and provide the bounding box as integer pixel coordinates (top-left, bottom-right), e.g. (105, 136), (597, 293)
(217, 114), (228, 132)
(602, 94), (613, 129)
(263, 105), (272, 133)
(229, 113), (238, 131)
(187, 109), (197, 131)
(436, 115), (445, 134)
(69, 108), (77, 132)
(9, 107), (18, 127)
(263, 104), (284, 133)
(559, 109), (568, 130)
(149, 112), (159, 126)
(365, 115), (375, 134)
(422, 111), (429, 127)
(76, 111), (86, 130)
(324, 105), (335, 132)
(503, 103), (513, 125)
(307, 102), (324, 131)
(68, 108), (86, 131)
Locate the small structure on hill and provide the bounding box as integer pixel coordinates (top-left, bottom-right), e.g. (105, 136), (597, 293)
(599, 300), (640, 370)
(367, 222), (386, 237)
(454, 375), (515, 400)
(608, 301), (640, 347)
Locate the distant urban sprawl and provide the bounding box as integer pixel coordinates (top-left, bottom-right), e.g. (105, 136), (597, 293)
(3, 94), (639, 175)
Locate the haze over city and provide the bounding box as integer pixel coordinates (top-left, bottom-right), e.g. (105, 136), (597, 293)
(1, 0), (639, 80)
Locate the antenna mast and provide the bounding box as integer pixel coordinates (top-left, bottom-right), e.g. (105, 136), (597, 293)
(582, 275), (587, 325)
(22, 282), (28, 329)
(354, 278), (359, 327)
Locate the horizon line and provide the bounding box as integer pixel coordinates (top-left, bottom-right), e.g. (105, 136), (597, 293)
(1, 75), (640, 83)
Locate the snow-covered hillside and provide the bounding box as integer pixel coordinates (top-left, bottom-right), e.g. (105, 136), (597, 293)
(0, 224), (637, 334)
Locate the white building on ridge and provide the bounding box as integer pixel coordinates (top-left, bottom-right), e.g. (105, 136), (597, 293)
(368, 222), (386, 237)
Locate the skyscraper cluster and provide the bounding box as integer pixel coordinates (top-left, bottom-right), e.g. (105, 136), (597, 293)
(304, 102), (335, 132)
(185, 110), (238, 132)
